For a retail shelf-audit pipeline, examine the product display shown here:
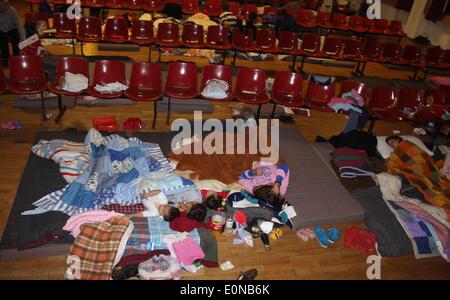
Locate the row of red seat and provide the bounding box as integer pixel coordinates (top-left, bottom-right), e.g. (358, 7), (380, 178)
(293, 9), (406, 37)
(2, 55), (449, 127)
(45, 13), (450, 72)
(26, 0), (256, 19)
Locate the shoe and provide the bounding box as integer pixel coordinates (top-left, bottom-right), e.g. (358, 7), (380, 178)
(264, 244), (272, 250)
(124, 117), (144, 130)
(269, 228), (283, 240)
(13, 121), (23, 129)
(237, 268), (258, 280)
(296, 229), (309, 241)
(304, 228), (315, 239)
(1, 121), (15, 130)
(313, 226), (330, 248)
(92, 116), (120, 132)
(327, 227), (341, 244)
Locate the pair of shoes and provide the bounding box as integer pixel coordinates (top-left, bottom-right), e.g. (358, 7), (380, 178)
(237, 268), (258, 280)
(1, 121), (22, 129)
(124, 117), (144, 130)
(296, 228), (315, 241)
(269, 228), (283, 240)
(313, 226), (341, 248)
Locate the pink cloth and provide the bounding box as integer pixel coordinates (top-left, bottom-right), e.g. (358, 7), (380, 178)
(63, 210), (124, 237)
(171, 237), (205, 266)
(239, 163), (290, 195)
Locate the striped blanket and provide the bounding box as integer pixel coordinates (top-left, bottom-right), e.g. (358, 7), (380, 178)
(25, 128), (198, 216)
(67, 216), (133, 280)
(387, 141), (450, 219)
(32, 139), (90, 183)
(332, 147), (375, 178)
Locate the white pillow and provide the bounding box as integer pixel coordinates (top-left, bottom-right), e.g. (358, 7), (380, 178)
(376, 135), (434, 159)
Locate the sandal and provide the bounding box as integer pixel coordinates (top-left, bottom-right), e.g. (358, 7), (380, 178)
(237, 268), (258, 280)
(1, 121), (15, 130)
(296, 229), (309, 241)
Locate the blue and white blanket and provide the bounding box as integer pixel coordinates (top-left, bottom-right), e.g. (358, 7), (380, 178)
(24, 129), (198, 216)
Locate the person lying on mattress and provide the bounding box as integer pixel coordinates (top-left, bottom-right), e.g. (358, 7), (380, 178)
(386, 136), (450, 218)
(130, 190), (180, 222)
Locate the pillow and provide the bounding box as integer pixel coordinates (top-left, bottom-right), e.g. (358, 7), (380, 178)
(376, 135), (433, 159)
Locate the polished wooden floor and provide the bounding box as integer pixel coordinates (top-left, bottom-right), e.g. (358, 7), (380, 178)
(0, 10), (449, 279)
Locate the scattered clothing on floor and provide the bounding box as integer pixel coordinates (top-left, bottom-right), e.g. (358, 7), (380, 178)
(63, 209), (124, 238)
(138, 254), (182, 280)
(172, 236), (205, 266)
(332, 147), (375, 178)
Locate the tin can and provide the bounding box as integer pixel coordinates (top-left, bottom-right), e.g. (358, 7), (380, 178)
(211, 215), (224, 231)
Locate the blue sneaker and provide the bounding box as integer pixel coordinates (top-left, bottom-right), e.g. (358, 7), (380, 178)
(313, 226), (330, 248)
(327, 227), (341, 244)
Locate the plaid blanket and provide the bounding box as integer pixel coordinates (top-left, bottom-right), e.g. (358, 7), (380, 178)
(387, 141), (450, 219)
(124, 216), (200, 257)
(67, 216), (133, 280)
(332, 147), (375, 178)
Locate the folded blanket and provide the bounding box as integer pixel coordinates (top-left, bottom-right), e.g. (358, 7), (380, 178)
(63, 210), (124, 238)
(66, 216), (133, 280)
(387, 140), (450, 219)
(332, 147), (375, 178)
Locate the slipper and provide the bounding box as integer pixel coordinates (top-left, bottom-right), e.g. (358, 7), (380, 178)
(313, 226), (330, 248)
(296, 229), (309, 241)
(327, 227), (341, 244)
(1, 121), (15, 130)
(304, 227), (315, 239)
(13, 121), (23, 129)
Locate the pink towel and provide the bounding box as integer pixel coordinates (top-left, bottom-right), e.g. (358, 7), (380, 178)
(172, 237), (205, 266)
(63, 210), (124, 237)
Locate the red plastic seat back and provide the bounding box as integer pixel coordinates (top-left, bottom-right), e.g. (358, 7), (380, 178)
(402, 45), (422, 62)
(232, 28), (254, 49)
(204, 0), (222, 17)
(322, 36), (342, 56)
(383, 43), (402, 61)
(370, 86), (398, 112)
(301, 33), (321, 52)
(9, 55), (46, 85)
(131, 20), (154, 42)
(0, 69), (5, 93)
(256, 29), (277, 49)
(156, 22), (180, 43)
(182, 23), (204, 45)
(399, 88), (423, 111)
(201, 64), (233, 92)
(340, 80), (367, 100)
(104, 17), (129, 40)
(226, 1), (240, 16)
(425, 47), (444, 64)
(91, 60), (126, 86)
(124, 0), (143, 9)
(129, 62), (162, 91)
(443, 50), (450, 64)
(182, 0), (199, 13)
(332, 13), (348, 28)
(263, 6), (277, 15)
(25, 12), (49, 26)
(424, 89), (446, 106)
(389, 20), (403, 32)
(278, 31), (298, 52)
(361, 17), (374, 30)
(53, 12), (77, 35)
(317, 12), (332, 26)
(272, 71), (303, 99)
(144, 0), (163, 11)
(78, 17), (102, 39)
(343, 39), (363, 57)
(240, 4), (257, 20)
(296, 9), (315, 25)
(206, 25), (230, 45)
(305, 0), (321, 10)
(85, 0), (106, 7)
(236, 68), (266, 95)
(374, 19), (389, 32)
(53, 57), (89, 85)
(106, 0), (123, 8)
(363, 39), (384, 58)
(305, 77), (336, 107)
(166, 61), (198, 92)
(349, 16), (364, 28)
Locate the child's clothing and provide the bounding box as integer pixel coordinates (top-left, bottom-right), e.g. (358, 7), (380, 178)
(169, 212), (211, 232)
(142, 192), (168, 217)
(239, 162), (290, 195)
(172, 237), (205, 266)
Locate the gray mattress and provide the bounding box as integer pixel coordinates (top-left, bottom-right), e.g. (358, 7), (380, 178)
(0, 127), (364, 259)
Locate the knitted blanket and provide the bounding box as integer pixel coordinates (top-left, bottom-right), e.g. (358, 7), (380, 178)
(332, 147), (375, 178)
(387, 141), (450, 219)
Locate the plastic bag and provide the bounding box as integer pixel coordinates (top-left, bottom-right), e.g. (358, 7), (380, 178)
(138, 254), (182, 280)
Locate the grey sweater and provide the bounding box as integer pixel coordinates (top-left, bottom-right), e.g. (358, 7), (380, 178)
(0, 7), (26, 40)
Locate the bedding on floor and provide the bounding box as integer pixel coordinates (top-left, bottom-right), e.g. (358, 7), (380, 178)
(387, 140), (450, 219)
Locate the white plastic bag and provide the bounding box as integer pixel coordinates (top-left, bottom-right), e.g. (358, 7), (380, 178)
(138, 254), (182, 280)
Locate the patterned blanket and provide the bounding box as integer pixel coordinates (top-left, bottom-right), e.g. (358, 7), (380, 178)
(387, 140), (450, 219)
(26, 129), (198, 216)
(332, 147), (375, 178)
(67, 216), (133, 280)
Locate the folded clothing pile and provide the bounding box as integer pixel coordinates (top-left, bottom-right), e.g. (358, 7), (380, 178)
(332, 147), (375, 178)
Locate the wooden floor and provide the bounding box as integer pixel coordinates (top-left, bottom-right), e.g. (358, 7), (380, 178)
(0, 9), (449, 279)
